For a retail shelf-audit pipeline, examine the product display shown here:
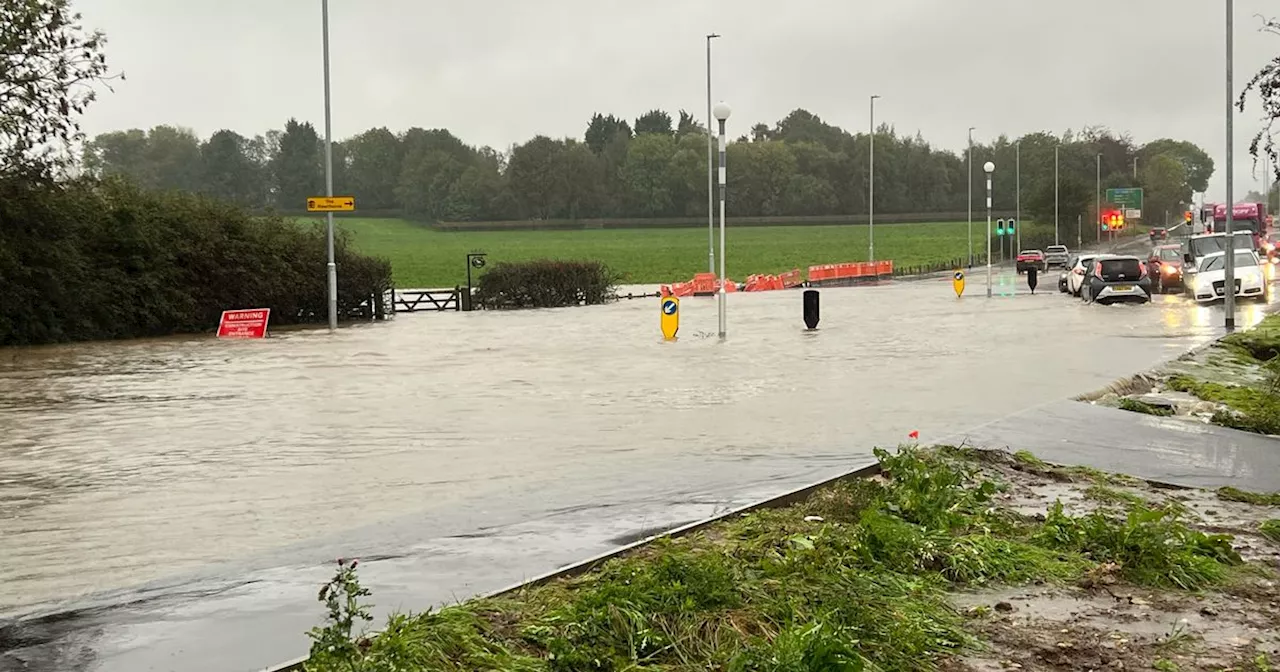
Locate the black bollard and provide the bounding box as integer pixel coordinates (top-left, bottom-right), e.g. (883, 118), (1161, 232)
(803, 289), (820, 329)
(1027, 266), (1038, 294)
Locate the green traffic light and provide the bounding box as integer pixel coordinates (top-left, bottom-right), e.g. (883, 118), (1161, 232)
(997, 227), (1005, 236)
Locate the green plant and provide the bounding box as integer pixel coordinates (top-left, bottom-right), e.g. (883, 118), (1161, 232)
(1035, 501), (1240, 589)
(1119, 398), (1174, 417)
(307, 559), (374, 670)
(473, 259), (618, 309)
(1217, 487), (1280, 506)
(1260, 519), (1280, 542)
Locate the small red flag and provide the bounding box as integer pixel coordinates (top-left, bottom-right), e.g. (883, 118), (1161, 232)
(908, 430), (919, 440)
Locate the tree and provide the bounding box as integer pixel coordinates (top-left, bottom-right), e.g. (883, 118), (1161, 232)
(1139, 153), (1190, 224)
(634, 109), (673, 136)
(0, 0), (117, 172)
(507, 135), (568, 219)
(201, 129), (262, 206)
(83, 129), (149, 182)
(584, 113), (631, 154)
(621, 133), (677, 216)
(1238, 16), (1280, 182)
(270, 119), (322, 209)
(675, 110), (704, 137)
(145, 125), (202, 192)
(1139, 139), (1214, 193)
(344, 127), (402, 210)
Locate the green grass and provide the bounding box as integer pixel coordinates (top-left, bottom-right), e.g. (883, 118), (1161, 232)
(1118, 398), (1175, 417)
(1260, 520), (1280, 543)
(328, 217), (989, 287)
(1217, 486), (1280, 506)
(303, 447), (1250, 672)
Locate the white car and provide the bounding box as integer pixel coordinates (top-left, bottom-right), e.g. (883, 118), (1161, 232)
(1067, 254), (1104, 297)
(1188, 250), (1267, 303)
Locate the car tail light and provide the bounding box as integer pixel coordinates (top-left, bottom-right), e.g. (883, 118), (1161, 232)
(1094, 261), (1103, 277)
(1073, 267), (1084, 275)
(1138, 261), (1147, 278)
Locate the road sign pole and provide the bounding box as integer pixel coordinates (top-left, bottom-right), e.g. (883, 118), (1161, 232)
(321, 0), (337, 332)
(1016, 142), (1021, 254)
(1225, 0), (1236, 332)
(985, 162), (994, 299)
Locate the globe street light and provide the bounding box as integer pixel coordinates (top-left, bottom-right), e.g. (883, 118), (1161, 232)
(984, 161), (995, 298)
(713, 101), (732, 339)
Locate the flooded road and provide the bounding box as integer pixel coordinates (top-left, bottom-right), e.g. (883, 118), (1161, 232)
(1, 269), (1274, 671)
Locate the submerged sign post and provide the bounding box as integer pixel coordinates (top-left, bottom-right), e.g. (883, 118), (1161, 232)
(660, 296), (679, 341)
(217, 308), (271, 339)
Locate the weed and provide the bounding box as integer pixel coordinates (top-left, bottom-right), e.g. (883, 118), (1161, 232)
(1217, 487), (1280, 506)
(1119, 397), (1175, 417)
(1035, 502), (1240, 590)
(1084, 484), (1148, 509)
(1012, 450), (1047, 468)
(307, 558), (375, 670)
(1261, 519), (1280, 543)
(1153, 658), (1180, 671)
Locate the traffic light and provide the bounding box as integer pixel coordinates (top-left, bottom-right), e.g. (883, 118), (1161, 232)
(1184, 211), (1193, 225)
(996, 218), (1005, 236)
(1007, 218), (1016, 234)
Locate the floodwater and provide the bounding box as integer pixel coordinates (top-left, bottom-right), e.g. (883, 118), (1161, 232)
(0, 270), (1274, 670)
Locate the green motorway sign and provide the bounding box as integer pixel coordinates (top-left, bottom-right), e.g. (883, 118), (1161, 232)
(1106, 187), (1143, 209)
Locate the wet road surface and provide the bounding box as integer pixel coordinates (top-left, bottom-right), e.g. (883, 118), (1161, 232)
(1, 268), (1276, 672)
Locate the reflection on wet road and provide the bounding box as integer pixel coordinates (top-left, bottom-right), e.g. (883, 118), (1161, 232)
(0, 269), (1274, 671)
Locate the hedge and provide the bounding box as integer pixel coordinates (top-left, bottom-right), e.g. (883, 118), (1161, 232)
(474, 260), (618, 309)
(0, 175), (392, 346)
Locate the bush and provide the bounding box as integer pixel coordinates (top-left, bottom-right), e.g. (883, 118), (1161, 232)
(0, 175), (393, 345)
(474, 259), (618, 310)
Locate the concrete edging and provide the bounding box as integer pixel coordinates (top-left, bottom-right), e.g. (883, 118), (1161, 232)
(260, 460), (884, 672)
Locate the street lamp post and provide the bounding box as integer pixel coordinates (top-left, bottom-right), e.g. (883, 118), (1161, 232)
(1054, 144), (1059, 245)
(968, 127), (976, 267)
(705, 33), (720, 275)
(870, 94), (880, 263)
(985, 161), (995, 298)
(1225, 0), (1236, 331)
(1095, 153), (1102, 245)
(1015, 141), (1021, 255)
(321, 0), (338, 331)
(714, 101), (731, 339)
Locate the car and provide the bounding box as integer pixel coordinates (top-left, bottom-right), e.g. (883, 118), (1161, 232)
(1015, 249), (1048, 273)
(1083, 255), (1152, 305)
(1187, 250), (1267, 303)
(1148, 227), (1168, 244)
(1066, 254), (1101, 297)
(1147, 244), (1184, 293)
(1045, 245), (1070, 268)
(1181, 231), (1257, 291)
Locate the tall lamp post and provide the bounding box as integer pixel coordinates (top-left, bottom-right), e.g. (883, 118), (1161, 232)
(705, 33), (720, 275)
(1015, 141), (1022, 254)
(869, 94), (881, 263)
(985, 161), (995, 298)
(321, 0), (338, 331)
(714, 101), (731, 340)
(1224, 0), (1236, 331)
(968, 127), (976, 267)
(1095, 153), (1102, 244)
(1054, 144), (1060, 245)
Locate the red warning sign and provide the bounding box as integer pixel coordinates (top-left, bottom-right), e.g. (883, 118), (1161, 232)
(216, 308), (271, 339)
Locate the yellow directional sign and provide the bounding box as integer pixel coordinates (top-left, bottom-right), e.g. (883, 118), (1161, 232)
(953, 270), (966, 297)
(306, 196), (355, 212)
(660, 296), (679, 341)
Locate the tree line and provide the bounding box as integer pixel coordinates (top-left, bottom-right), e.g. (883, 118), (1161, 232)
(82, 110), (1216, 229)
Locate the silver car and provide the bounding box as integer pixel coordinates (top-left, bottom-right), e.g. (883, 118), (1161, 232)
(1045, 245), (1070, 268)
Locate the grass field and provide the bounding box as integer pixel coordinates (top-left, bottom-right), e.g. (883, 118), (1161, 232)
(331, 217), (1002, 288)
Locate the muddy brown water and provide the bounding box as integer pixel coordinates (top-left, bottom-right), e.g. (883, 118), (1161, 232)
(0, 274), (1273, 616)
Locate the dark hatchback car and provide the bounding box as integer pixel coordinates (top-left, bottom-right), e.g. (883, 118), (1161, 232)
(1083, 255), (1152, 305)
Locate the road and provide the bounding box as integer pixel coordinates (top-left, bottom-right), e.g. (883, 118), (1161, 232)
(1, 261), (1276, 672)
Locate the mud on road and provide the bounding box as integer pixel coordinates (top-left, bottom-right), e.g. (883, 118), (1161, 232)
(946, 451), (1280, 672)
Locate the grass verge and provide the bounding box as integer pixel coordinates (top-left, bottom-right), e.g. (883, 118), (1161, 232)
(331, 218), (983, 287)
(1108, 313), (1280, 435)
(302, 447), (1280, 672)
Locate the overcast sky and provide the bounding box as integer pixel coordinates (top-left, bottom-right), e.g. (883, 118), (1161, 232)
(76, 0), (1278, 202)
